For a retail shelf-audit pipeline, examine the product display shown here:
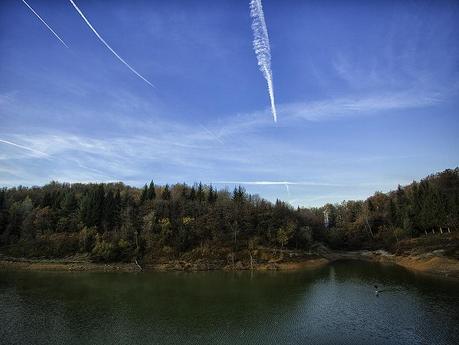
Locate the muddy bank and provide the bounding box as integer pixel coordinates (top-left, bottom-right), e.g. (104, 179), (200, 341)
(0, 252), (329, 273)
(0, 257), (140, 272)
(1, 250), (457, 278)
(327, 250), (459, 279)
(0, 249), (329, 272)
(0, 258), (328, 273)
(144, 257), (329, 272)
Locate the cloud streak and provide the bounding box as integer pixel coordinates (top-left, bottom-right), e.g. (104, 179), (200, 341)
(0, 128), (434, 207)
(21, 0), (69, 48)
(68, 0), (154, 88)
(250, 0), (277, 122)
(282, 91), (442, 122)
(0, 138), (50, 158)
(200, 124), (225, 145)
(214, 181), (344, 187)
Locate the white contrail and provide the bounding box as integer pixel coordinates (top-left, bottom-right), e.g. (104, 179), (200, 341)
(250, 0), (277, 122)
(213, 181), (345, 187)
(0, 139), (50, 157)
(21, 0), (69, 48)
(68, 0), (154, 88)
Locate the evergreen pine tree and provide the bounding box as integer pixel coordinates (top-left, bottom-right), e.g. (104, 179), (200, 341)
(161, 185), (171, 200)
(197, 183), (204, 202)
(189, 187), (196, 201)
(208, 185), (216, 203)
(147, 181), (156, 200)
(62, 191), (78, 217)
(104, 189), (116, 231)
(140, 184), (148, 203)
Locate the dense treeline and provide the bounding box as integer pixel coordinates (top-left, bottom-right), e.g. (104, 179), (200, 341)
(322, 168), (459, 249)
(0, 182), (318, 261)
(0, 168), (457, 261)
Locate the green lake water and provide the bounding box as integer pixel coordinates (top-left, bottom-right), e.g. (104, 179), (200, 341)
(1, 260), (458, 345)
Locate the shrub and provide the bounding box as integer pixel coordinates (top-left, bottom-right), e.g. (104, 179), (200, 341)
(91, 234), (116, 262)
(78, 226), (97, 252)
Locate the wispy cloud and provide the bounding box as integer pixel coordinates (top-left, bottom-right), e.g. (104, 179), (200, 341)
(0, 122), (320, 185)
(281, 91), (442, 121)
(250, 0), (277, 122)
(68, 0), (154, 88)
(0, 125), (442, 207)
(21, 0), (69, 48)
(195, 90), (444, 137)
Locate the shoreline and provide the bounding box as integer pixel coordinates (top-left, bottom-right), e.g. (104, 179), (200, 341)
(1, 251), (458, 279)
(0, 256), (330, 273)
(0, 258), (140, 272)
(325, 250), (459, 280)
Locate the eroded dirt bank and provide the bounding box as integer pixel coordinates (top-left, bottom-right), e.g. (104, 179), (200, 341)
(0, 254), (329, 273)
(325, 250), (459, 279)
(1, 248), (458, 279)
(0, 257), (140, 272)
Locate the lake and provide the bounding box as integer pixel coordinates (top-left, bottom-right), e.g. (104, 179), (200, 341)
(1, 260), (458, 345)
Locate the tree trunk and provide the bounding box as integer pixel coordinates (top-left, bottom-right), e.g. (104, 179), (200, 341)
(134, 258), (143, 271)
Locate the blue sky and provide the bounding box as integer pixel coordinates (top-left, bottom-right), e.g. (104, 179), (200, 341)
(0, 0), (458, 207)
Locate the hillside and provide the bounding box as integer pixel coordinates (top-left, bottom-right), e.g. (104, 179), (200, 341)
(0, 168), (458, 268)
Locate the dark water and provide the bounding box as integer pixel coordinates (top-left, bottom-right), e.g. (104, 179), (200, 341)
(1, 261), (458, 345)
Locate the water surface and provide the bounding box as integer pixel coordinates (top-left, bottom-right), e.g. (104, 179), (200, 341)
(1, 260), (458, 345)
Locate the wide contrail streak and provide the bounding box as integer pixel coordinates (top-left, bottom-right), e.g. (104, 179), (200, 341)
(21, 0), (69, 48)
(68, 0), (154, 88)
(250, 0), (277, 122)
(0, 139), (49, 157)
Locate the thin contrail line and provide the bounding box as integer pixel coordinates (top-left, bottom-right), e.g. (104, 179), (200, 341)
(213, 181), (344, 187)
(200, 125), (225, 144)
(68, 0), (155, 88)
(0, 138), (121, 179)
(21, 0), (69, 48)
(0, 139), (50, 157)
(0, 137), (123, 183)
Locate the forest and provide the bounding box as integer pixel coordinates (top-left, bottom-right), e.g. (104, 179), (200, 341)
(0, 168), (458, 263)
